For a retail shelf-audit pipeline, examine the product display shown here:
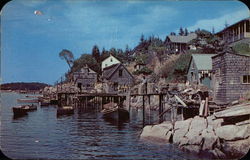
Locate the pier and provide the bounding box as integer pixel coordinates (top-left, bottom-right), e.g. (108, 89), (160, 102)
(57, 91), (194, 127)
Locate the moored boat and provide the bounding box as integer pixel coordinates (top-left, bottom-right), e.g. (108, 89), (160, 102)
(12, 104), (37, 117)
(57, 106), (74, 116)
(101, 105), (129, 122)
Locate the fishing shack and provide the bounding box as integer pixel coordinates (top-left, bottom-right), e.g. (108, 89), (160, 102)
(212, 51), (250, 104)
(187, 54), (216, 88)
(72, 65), (97, 91)
(102, 63), (134, 93)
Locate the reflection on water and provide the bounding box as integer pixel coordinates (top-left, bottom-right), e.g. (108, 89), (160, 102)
(0, 92), (200, 159)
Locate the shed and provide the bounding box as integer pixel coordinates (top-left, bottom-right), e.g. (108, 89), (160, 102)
(165, 33), (197, 53)
(187, 54), (216, 88)
(73, 66), (97, 91)
(102, 63), (134, 93)
(211, 52), (250, 104)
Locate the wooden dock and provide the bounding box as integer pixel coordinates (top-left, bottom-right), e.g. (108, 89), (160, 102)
(57, 91), (210, 127)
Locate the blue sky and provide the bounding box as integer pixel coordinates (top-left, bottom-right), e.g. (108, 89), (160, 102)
(1, 0), (249, 84)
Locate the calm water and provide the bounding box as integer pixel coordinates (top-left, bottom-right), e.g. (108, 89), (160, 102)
(0, 92), (199, 159)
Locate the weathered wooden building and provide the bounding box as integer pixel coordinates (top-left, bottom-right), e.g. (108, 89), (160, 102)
(212, 52), (250, 104)
(165, 33), (197, 54)
(102, 63), (134, 93)
(216, 17), (250, 44)
(187, 54), (216, 88)
(73, 66), (97, 91)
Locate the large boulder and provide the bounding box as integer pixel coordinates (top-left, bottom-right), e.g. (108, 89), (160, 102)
(185, 116), (207, 145)
(215, 124), (250, 141)
(140, 122), (173, 142)
(173, 118), (192, 145)
(180, 144), (201, 154)
(207, 115), (224, 128)
(209, 148), (227, 159)
(221, 136), (250, 158)
(201, 128), (218, 150)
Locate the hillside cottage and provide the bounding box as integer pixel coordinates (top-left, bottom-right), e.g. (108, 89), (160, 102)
(101, 54), (121, 71)
(187, 54), (216, 88)
(73, 66), (97, 91)
(102, 63), (134, 93)
(212, 52), (250, 104)
(216, 17), (250, 45)
(165, 33), (197, 54)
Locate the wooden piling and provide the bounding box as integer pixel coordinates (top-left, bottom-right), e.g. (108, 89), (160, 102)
(142, 95), (145, 127)
(159, 94), (163, 123)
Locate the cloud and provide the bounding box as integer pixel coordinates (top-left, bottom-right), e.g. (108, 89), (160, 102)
(60, 1), (179, 51)
(18, 0), (47, 7)
(187, 9), (249, 33)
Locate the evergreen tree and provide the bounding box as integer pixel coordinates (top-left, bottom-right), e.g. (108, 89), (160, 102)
(92, 45), (100, 63)
(170, 32), (176, 35)
(179, 27), (184, 36)
(184, 28), (189, 36)
(212, 27), (215, 34)
(140, 34), (145, 42)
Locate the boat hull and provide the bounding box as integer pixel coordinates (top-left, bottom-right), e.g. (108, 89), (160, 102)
(57, 106), (74, 116)
(12, 104), (37, 117)
(102, 108), (129, 122)
(13, 107), (28, 117)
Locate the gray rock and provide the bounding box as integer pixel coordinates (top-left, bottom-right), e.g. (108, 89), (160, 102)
(187, 135), (203, 145)
(211, 148), (227, 159)
(173, 118), (192, 144)
(140, 122), (173, 142)
(181, 144), (201, 154)
(222, 136), (250, 158)
(185, 116), (207, 143)
(179, 137), (189, 146)
(215, 124), (250, 141)
(207, 117), (224, 129)
(201, 128), (218, 150)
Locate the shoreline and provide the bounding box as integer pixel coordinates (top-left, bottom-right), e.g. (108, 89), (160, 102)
(140, 102), (250, 159)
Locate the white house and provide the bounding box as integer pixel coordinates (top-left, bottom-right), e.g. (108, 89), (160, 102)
(101, 54), (121, 71)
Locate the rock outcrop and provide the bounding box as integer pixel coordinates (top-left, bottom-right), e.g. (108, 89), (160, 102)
(140, 122), (173, 142)
(140, 103), (250, 159)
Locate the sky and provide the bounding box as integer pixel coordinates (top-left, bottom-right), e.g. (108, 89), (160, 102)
(1, 0), (249, 85)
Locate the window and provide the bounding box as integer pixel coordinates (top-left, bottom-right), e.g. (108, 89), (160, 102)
(110, 58), (113, 62)
(242, 75), (250, 84)
(119, 69), (123, 77)
(105, 64), (108, 67)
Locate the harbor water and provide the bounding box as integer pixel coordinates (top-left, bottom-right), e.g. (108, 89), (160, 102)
(0, 92), (200, 159)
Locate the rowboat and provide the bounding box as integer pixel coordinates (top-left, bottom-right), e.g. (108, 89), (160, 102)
(57, 106), (74, 116)
(101, 105), (129, 122)
(13, 104), (37, 117)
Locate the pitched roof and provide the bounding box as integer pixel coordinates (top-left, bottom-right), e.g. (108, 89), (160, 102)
(101, 54), (121, 64)
(212, 51), (250, 59)
(102, 63), (133, 80)
(74, 65), (96, 74)
(191, 54), (217, 70)
(167, 33), (197, 43)
(102, 63), (122, 80)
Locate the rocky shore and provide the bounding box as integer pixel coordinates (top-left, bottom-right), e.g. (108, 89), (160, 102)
(140, 103), (250, 159)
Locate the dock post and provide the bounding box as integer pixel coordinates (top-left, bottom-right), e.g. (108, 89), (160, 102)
(143, 95), (145, 127)
(159, 94), (162, 123)
(148, 95), (151, 124)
